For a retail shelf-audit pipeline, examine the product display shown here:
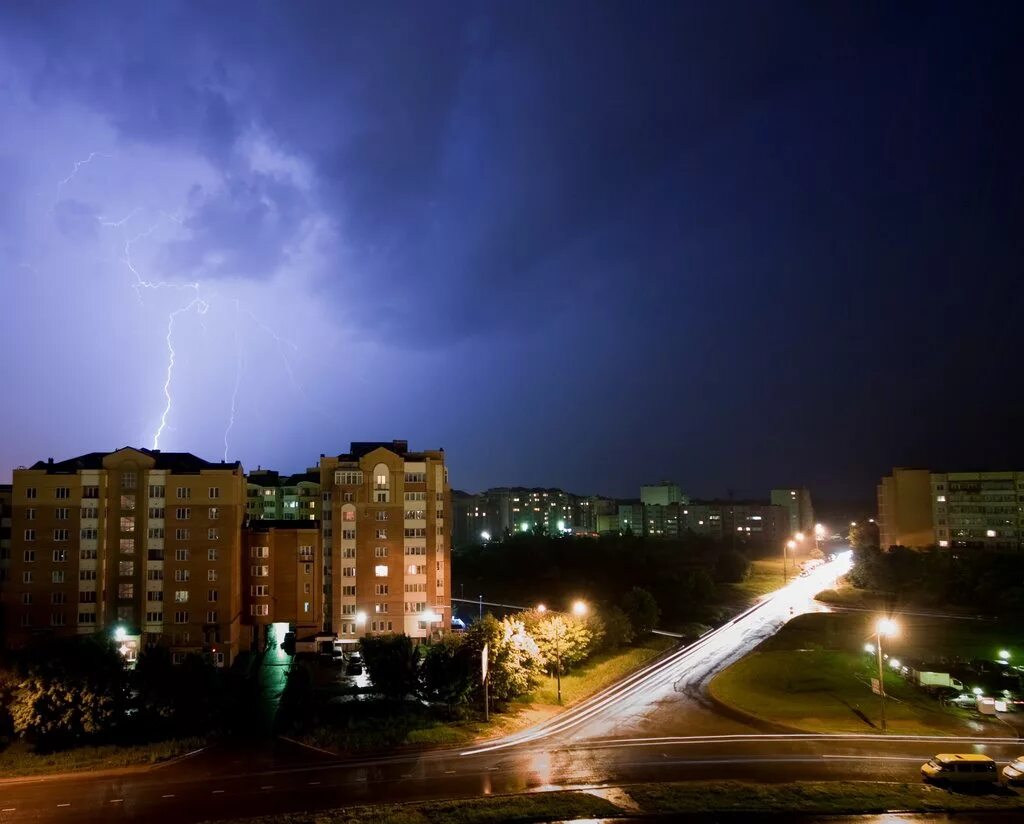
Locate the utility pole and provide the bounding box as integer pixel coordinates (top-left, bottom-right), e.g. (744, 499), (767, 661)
(478, 594), (483, 621)
(876, 630), (888, 733)
(555, 618), (563, 704)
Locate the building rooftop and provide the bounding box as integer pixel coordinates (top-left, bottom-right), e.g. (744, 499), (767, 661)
(332, 440), (442, 462)
(27, 448), (241, 474)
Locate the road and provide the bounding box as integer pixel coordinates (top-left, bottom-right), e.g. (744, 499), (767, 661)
(2, 553), (1021, 822)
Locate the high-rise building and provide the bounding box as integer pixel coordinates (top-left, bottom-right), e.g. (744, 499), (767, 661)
(5, 448), (246, 665)
(931, 471), (1024, 551)
(640, 482), (685, 507)
(319, 441), (450, 643)
(0, 484), (11, 585)
(245, 469), (320, 521)
(876, 468), (935, 549)
(770, 488), (815, 534)
(243, 519), (322, 647)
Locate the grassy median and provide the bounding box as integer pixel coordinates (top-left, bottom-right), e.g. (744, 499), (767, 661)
(709, 612), (1012, 735)
(209, 780), (1024, 823)
(0, 736), (205, 779)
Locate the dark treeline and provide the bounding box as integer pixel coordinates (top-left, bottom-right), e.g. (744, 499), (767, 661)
(453, 532), (751, 624)
(849, 545), (1024, 614)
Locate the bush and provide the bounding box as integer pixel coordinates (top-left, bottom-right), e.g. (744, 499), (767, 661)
(622, 587), (660, 636)
(715, 550), (751, 583)
(360, 634), (421, 701)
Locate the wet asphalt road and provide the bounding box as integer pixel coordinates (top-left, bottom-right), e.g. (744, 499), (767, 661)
(2, 554), (1021, 822)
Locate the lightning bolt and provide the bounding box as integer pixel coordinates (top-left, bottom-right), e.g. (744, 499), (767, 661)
(56, 151), (112, 195)
(154, 297), (210, 449)
(223, 301), (245, 461)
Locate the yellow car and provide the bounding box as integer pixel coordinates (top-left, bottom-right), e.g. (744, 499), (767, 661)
(921, 753), (998, 785)
(1002, 756), (1024, 785)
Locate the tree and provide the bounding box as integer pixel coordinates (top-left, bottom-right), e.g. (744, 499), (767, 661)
(421, 633), (475, 708)
(525, 613), (593, 675)
(466, 615), (543, 703)
(360, 634), (421, 700)
(715, 549), (751, 583)
(599, 606), (634, 649)
(277, 661), (314, 732)
(849, 521), (880, 551)
(621, 587), (660, 636)
(9, 636), (127, 750)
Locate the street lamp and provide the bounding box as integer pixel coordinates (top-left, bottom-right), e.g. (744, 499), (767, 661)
(874, 617), (899, 733)
(572, 600), (588, 617)
(784, 539), (797, 583)
(536, 604), (547, 614)
(999, 649), (1011, 662)
(814, 523), (825, 553)
(795, 532), (805, 543)
(550, 600), (588, 704)
(355, 611), (367, 628)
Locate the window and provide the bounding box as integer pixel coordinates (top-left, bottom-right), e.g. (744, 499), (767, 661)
(21, 593), (31, 605)
(405, 510), (426, 520)
(120, 538), (135, 553)
(207, 589), (218, 602)
(343, 492), (354, 502)
(175, 569), (190, 582)
(374, 564), (388, 577)
(299, 545), (314, 560)
(336, 471), (363, 485)
(374, 603), (389, 614)
(147, 569), (164, 581)
(149, 506), (165, 519)
(174, 611), (189, 624)
(375, 584), (389, 595)
(303, 601), (311, 613)
(407, 564), (425, 575)
(145, 611), (162, 623)
(148, 527), (164, 539)
(342, 547), (356, 558)
(25, 507), (36, 521)
(120, 494), (135, 511)
(52, 549), (68, 562)
(119, 561), (135, 576)
(174, 590), (189, 603)
(80, 591), (98, 603)
(23, 529), (35, 541)
(81, 528), (98, 540)
(148, 549), (164, 561)
(250, 605), (269, 617)
(341, 604), (356, 615)
(80, 548), (98, 560)
(303, 582), (312, 594)
(375, 511), (389, 521)
(22, 571), (32, 583)
(176, 487), (191, 500)
(149, 484), (165, 498)
(404, 528), (426, 538)
(121, 471), (136, 489)
(206, 610), (218, 624)
(55, 487), (70, 499)
(404, 546), (426, 556)
(375, 529), (387, 539)
(118, 583), (134, 598)
(55, 507), (69, 520)
(374, 546), (388, 558)
(342, 585), (356, 596)
(208, 548), (219, 561)
(250, 546), (269, 558)
(176, 508), (191, 520)
(342, 510), (356, 522)
(22, 549), (35, 562)
(51, 612), (66, 627)
(209, 507), (220, 520)
(250, 565), (269, 577)
(80, 612), (98, 625)
(175, 529), (190, 541)
(172, 652), (186, 664)
(207, 528), (219, 540)
(342, 529), (356, 540)
(251, 585), (269, 596)
(83, 485), (99, 498)
(404, 472), (426, 484)
(147, 591), (163, 602)
(342, 566), (356, 577)
(175, 549), (190, 561)
(119, 517), (134, 533)
(404, 491), (426, 502)
(207, 569), (217, 582)
(79, 570), (97, 581)
(209, 487), (220, 499)
(81, 505), (99, 519)
(405, 583), (426, 592)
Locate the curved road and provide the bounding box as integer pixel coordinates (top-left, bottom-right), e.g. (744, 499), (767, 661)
(2, 554), (1020, 822)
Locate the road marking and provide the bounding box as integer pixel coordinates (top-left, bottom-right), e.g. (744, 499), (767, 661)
(2, 809), (16, 813)
(212, 790), (225, 794)
(488, 766), (499, 771)
(162, 794), (175, 798)
(444, 769), (456, 774)
(822, 754), (925, 762)
(57, 803), (71, 807)
(110, 799), (124, 803)
(308, 781), (320, 785)
(260, 785), (273, 790)
(355, 777), (367, 782)
(401, 773), (413, 778)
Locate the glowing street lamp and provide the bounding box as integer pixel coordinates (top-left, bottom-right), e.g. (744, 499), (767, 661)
(480, 530), (491, 542)
(536, 604), (547, 614)
(355, 611), (367, 627)
(572, 600), (588, 617)
(113, 625), (127, 643)
(874, 617), (899, 733)
(864, 643), (875, 654)
(795, 532), (806, 542)
(814, 523), (826, 553)
(999, 650), (1011, 662)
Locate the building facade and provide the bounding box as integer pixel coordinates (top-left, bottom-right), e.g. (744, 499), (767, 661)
(4, 448), (246, 665)
(319, 441), (450, 644)
(877, 468), (935, 549)
(246, 469), (320, 521)
(0, 484), (11, 585)
(770, 488), (815, 535)
(932, 471), (1024, 551)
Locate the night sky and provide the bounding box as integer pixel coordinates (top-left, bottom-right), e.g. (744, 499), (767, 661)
(1, 2), (1022, 504)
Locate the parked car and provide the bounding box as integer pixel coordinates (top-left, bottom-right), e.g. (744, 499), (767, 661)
(1002, 756), (1024, 785)
(922, 754), (998, 786)
(346, 660), (364, 676)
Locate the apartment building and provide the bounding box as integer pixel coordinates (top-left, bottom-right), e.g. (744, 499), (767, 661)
(877, 468), (935, 549)
(319, 441), (450, 643)
(243, 520), (322, 646)
(770, 488), (815, 535)
(246, 469), (320, 521)
(4, 448), (246, 665)
(0, 484), (11, 585)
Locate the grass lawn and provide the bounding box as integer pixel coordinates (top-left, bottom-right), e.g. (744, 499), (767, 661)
(717, 558), (787, 607)
(709, 612), (1014, 735)
(528, 634), (676, 707)
(208, 780), (1024, 823)
(0, 736), (205, 779)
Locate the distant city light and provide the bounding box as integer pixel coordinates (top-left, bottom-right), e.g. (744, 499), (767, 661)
(113, 625), (127, 642)
(520, 522), (530, 532)
(480, 530), (491, 542)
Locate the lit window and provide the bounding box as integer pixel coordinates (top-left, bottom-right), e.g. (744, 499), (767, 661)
(374, 564), (388, 577)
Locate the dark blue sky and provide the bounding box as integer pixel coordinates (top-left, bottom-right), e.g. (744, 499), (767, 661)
(1, 2), (1021, 503)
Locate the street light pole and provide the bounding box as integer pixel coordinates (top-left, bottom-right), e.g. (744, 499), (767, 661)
(876, 630), (887, 733)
